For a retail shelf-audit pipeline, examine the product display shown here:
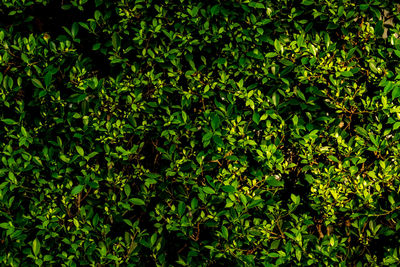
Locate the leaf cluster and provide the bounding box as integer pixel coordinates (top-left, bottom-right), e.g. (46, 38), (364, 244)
(1, 0), (400, 266)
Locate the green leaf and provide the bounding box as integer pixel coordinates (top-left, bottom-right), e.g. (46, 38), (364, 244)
(71, 185), (84, 195)
(123, 219), (132, 227)
(327, 23), (339, 30)
(21, 53), (29, 63)
(112, 32), (121, 50)
(8, 172), (17, 183)
(375, 20), (384, 37)
(349, 166), (358, 175)
(239, 194), (248, 205)
(356, 126), (369, 137)
(252, 112), (260, 124)
(338, 6), (344, 17)
(248, 199), (263, 209)
(392, 87), (400, 99)
(216, 57), (226, 65)
(346, 47), (357, 60)
(212, 135), (224, 148)
(202, 186), (216, 194)
(92, 43), (101, 50)
(32, 238), (41, 257)
(182, 111), (188, 123)
(268, 252), (281, 258)
(94, 10), (102, 21)
(266, 176), (284, 187)
(60, 155), (70, 163)
(124, 184), (131, 197)
(210, 5), (219, 16)
(75, 146), (84, 156)
(221, 225), (228, 240)
(369, 62), (379, 73)
(191, 198), (198, 210)
(274, 39), (282, 53)
(7, 76), (13, 89)
(61, 4), (71, 10)
(301, 0), (314, 5)
(71, 22), (79, 38)
(265, 52), (277, 58)
(394, 50), (400, 58)
(295, 89), (306, 101)
(249, 2), (265, 9)
(68, 93), (87, 103)
(296, 248), (302, 261)
(211, 115), (220, 131)
(32, 156), (43, 166)
(369, 133), (379, 147)
(0, 222), (9, 229)
(2, 118), (17, 125)
(328, 155), (340, 163)
(291, 194), (300, 205)
(178, 201), (185, 217)
(221, 185), (236, 193)
(150, 233), (157, 247)
(44, 72), (53, 88)
(293, 115), (298, 126)
(145, 173), (161, 179)
(32, 78), (44, 89)
(297, 35), (304, 48)
(270, 239), (280, 250)
(21, 126), (27, 137)
(202, 132), (213, 144)
(340, 71), (353, 77)
(272, 93), (279, 106)
(131, 198), (145, 205)
(389, 195), (395, 206)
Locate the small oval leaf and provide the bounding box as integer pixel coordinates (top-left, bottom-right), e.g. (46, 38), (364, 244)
(71, 184), (84, 195)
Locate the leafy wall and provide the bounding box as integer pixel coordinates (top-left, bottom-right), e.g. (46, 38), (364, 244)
(1, 0), (400, 266)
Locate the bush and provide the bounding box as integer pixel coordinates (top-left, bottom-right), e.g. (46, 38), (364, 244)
(1, 0), (400, 266)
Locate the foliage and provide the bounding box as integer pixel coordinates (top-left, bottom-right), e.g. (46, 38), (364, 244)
(1, 0), (400, 266)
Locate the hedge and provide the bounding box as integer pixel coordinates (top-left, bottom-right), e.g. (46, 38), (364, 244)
(1, 0), (400, 266)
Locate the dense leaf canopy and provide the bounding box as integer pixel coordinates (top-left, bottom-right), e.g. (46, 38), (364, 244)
(1, 0), (400, 266)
